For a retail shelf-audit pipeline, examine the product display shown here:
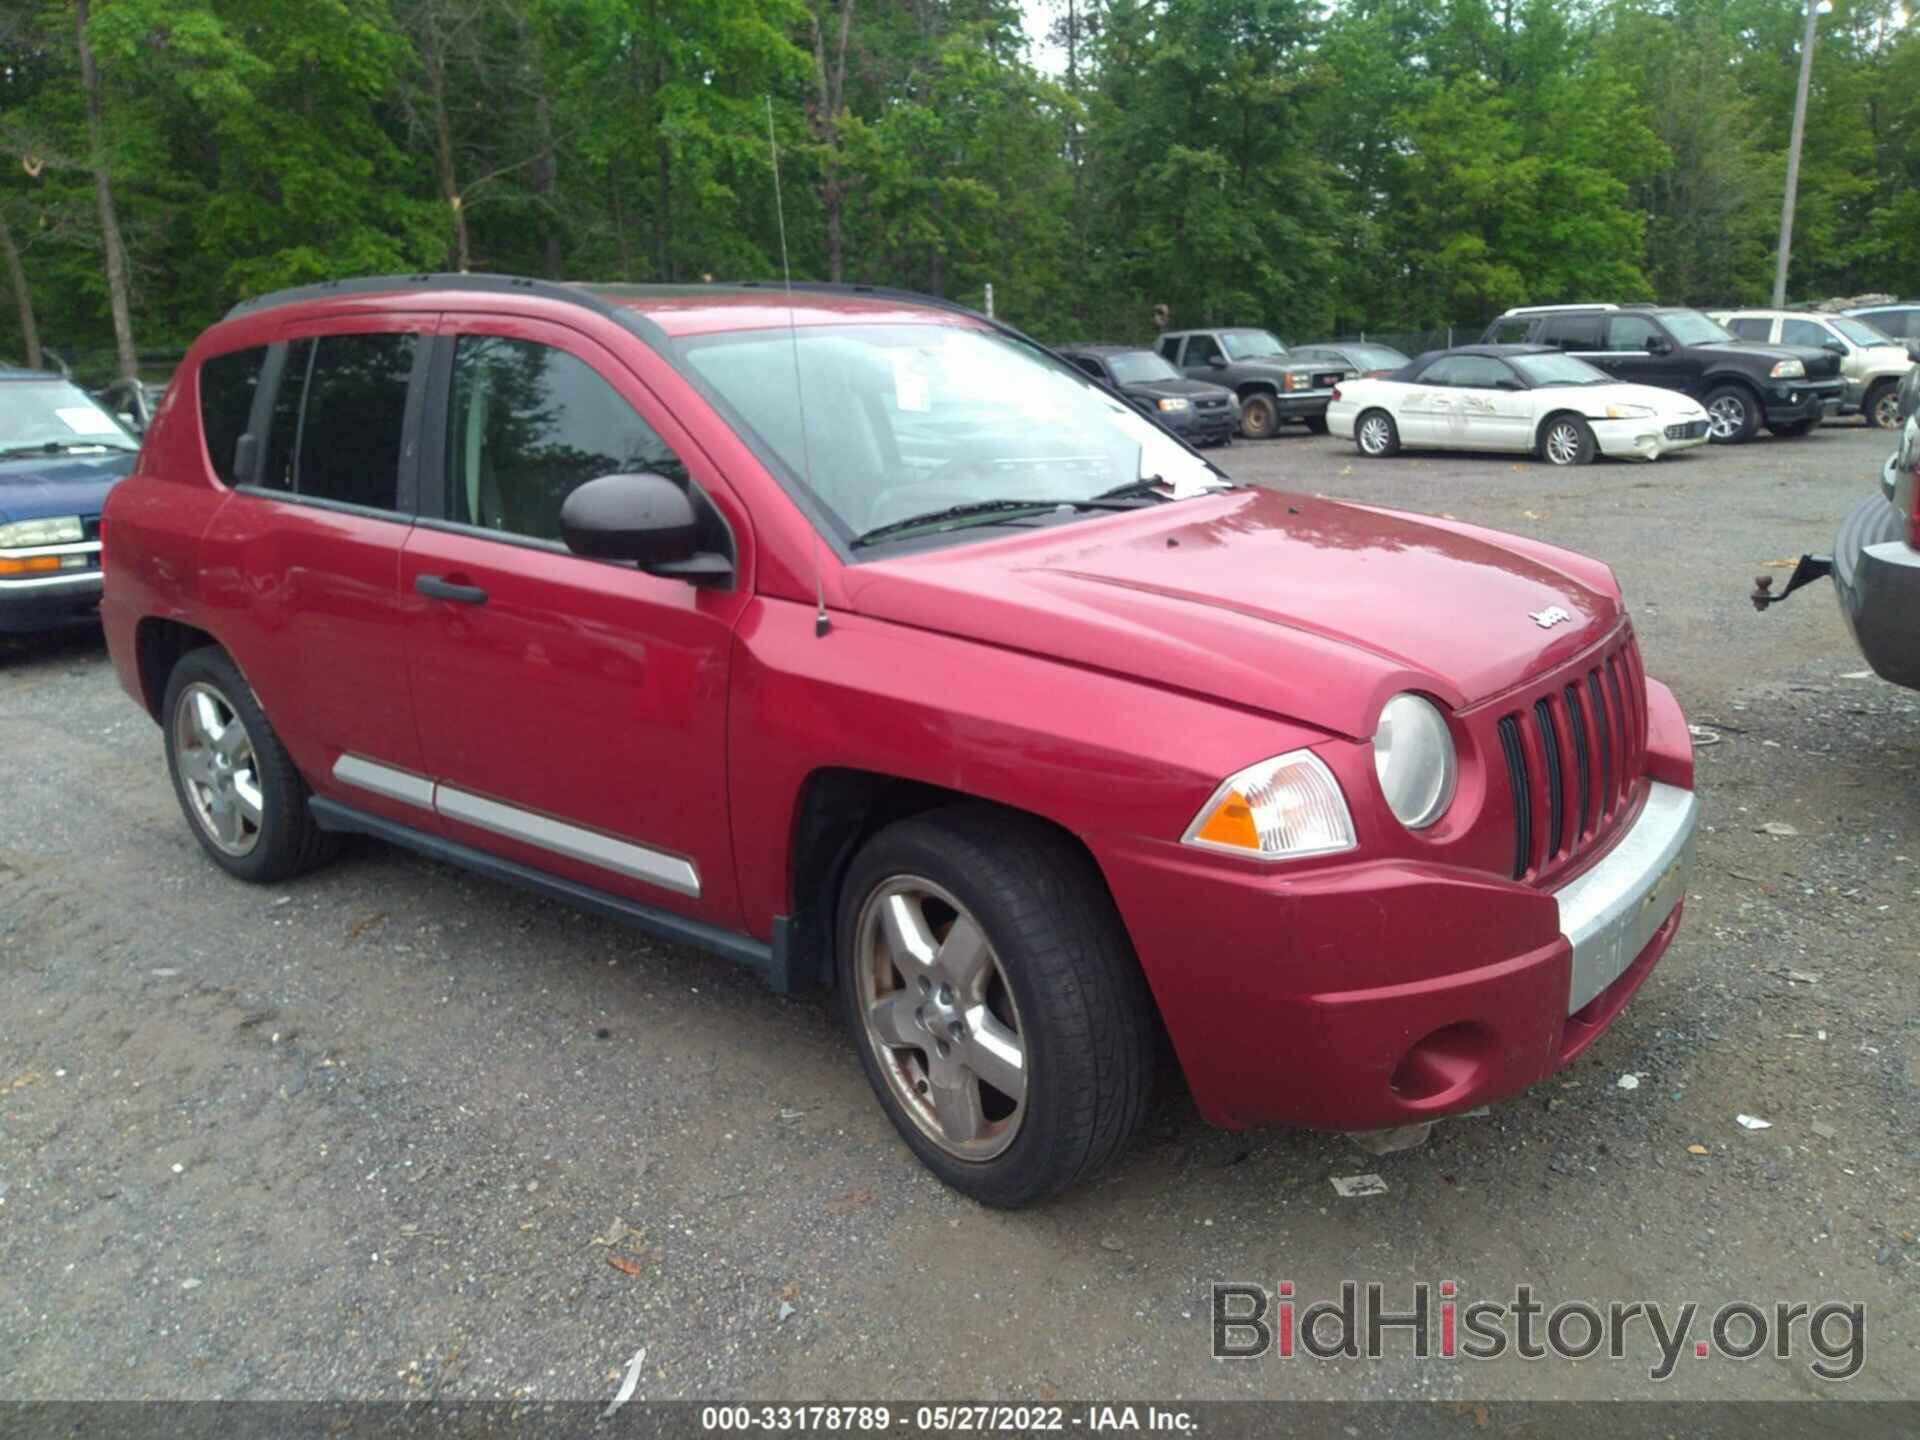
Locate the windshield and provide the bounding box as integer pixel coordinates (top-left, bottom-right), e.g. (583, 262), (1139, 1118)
(1105, 350), (1181, 384)
(1831, 316), (1892, 347)
(680, 323), (1222, 546)
(1661, 310), (1734, 346)
(1220, 330), (1288, 360)
(1344, 345), (1409, 371)
(0, 380), (136, 456)
(1509, 353), (1611, 387)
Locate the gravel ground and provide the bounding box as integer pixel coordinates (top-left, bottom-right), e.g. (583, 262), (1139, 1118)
(1, 420), (1915, 1404)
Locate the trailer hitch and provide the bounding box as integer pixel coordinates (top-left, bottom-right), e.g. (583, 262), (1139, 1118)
(1751, 554), (1833, 611)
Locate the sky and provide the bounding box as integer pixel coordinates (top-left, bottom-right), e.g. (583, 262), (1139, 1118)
(1022, 0), (1068, 75)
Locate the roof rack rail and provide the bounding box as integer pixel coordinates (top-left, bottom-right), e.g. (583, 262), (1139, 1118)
(223, 271), (628, 322)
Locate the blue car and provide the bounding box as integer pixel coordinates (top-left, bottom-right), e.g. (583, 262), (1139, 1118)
(1, 366), (140, 634)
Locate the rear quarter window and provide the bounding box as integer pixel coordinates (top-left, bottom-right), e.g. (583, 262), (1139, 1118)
(199, 346), (267, 485)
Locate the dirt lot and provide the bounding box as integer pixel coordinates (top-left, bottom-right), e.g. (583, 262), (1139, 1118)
(2, 421), (1915, 1404)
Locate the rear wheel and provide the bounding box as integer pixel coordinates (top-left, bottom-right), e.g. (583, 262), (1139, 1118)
(837, 807), (1154, 1208)
(1866, 379), (1901, 430)
(1239, 393), (1279, 440)
(1355, 409), (1400, 458)
(162, 647), (337, 883)
(1703, 385), (1759, 443)
(1540, 414), (1597, 467)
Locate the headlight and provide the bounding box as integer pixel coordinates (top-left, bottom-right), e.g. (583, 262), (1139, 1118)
(1605, 403), (1655, 419)
(1770, 359), (1806, 379)
(1156, 397), (1190, 413)
(0, 515), (84, 548)
(1182, 750), (1356, 861)
(1372, 693), (1456, 830)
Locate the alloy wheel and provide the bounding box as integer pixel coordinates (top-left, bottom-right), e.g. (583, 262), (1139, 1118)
(172, 681), (264, 857)
(1544, 422), (1581, 465)
(1358, 416), (1391, 455)
(1706, 395), (1747, 440)
(1873, 388), (1902, 430)
(855, 876), (1027, 1161)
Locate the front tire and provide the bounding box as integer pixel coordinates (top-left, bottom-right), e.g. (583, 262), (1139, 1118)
(1239, 393), (1279, 440)
(1866, 379), (1900, 430)
(836, 807), (1154, 1208)
(1703, 385), (1759, 443)
(1540, 414), (1597, 466)
(1355, 409), (1400, 458)
(162, 647), (337, 883)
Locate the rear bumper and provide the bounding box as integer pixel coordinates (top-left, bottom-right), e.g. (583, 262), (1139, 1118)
(1832, 487), (1920, 690)
(1095, 689), (1698, 1132)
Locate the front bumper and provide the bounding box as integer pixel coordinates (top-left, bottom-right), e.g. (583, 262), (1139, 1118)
(1163, 404), (1238, 444)
(1763, 378), (1845, 425)
(1832, 486), (1920, 690)
(0, 540), (104, 633)
(1592, 415), (1710, 460)
(1095, 686), (1699, 1131)
(1272, 390), (1335, 421)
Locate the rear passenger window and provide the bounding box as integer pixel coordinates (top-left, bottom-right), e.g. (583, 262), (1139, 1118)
(1540, 315), (1602, 349)
(1726, 318), (1773, 341)
(445, 336), (686, 543)
(199, 346), (266, 486)
(258, 332), (417, 511)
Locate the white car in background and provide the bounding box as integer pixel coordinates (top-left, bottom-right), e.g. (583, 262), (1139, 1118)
(1328, 345), (1712, 466)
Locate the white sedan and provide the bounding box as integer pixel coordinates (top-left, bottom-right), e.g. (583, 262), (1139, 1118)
(1327, 346), (1711, 466)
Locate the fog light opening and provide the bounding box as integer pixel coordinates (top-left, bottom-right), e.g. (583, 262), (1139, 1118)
(1389, 1022), (1492, 1106)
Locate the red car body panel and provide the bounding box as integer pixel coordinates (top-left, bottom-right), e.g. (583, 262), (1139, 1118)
(102, 278), (1699, 1137)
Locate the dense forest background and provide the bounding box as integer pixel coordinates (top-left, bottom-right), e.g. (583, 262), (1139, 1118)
(3, 0), (1919, 380)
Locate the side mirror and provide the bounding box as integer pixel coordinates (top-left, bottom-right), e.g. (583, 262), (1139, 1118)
(1644, 335), (1671, 355)
(1207, 355), (1228, 369)
(117, 411), (142, 433)
(232, 433), (259, 485)
(560, 472), (732, 584)
(1823, 340), (1848, 355)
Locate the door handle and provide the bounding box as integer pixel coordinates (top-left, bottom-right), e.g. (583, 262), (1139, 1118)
(414, 573), (488, 605)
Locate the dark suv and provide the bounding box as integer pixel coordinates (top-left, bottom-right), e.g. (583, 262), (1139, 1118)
(1483, 305), (1844, 444)
(1054, 343), (1238, 446)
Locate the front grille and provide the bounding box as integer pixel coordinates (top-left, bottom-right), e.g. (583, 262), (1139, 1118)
(1664, 420), (1707, 440)
(1194, 397), (1230, 411)
(1494, 633), (1648, 881)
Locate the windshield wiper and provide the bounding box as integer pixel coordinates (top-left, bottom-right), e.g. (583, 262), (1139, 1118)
(851, 496), (1149, 549)
(0, 440), (137, 459)
(1095, 474), (1232, 502)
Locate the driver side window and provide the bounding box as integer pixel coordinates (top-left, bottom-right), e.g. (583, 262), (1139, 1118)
(1606, 315), (1661, 351)
(1182, 334), (1223, 367)
(445, 336), (686, 542)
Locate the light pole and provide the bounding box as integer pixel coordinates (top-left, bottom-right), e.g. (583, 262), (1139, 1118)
(1772, 0), (1834, 308)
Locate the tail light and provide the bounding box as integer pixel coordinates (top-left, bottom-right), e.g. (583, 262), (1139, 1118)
(1331, 385), (1342, 403)
(1905, 456), (1919, 549)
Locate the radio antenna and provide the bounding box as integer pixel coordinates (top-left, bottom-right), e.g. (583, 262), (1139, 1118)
(767, 95), (830, 639)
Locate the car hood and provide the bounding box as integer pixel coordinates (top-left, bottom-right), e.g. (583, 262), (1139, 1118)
(842, 487), (1623, 739)
(1704, 341), (1842, 379)
(1559, 382), (1706, 415)
(0, 450), (135, 525)
(1123, 377), (1235, 402)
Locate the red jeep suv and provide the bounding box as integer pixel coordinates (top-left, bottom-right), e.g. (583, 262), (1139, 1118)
(102, 275), (1700, 1206)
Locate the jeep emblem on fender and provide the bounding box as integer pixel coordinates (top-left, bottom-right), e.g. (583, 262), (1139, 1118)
(1530, 605), (1573, 629)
